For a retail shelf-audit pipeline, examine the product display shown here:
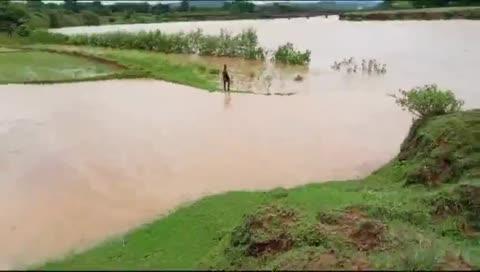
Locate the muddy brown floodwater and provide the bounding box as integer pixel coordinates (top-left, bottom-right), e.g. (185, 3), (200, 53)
(0, 80), (410, 269)
(2, 16), (479, 269)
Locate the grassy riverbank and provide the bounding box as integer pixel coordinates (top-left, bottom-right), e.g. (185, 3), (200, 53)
(0, 50), (119, 84)
(0, 41), (219, 90)
(340, 6), (480, 21)
(38, 109), (480, 270)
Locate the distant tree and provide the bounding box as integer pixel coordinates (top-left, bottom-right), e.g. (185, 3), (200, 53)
(90, 0), (111, 16)
(111, 2), (151, 13)
(448, 0), (479, 5)
(0, 3), (29, 36)
(48, 12), (60, 28)
(26, 0), (44, 9)
(152, 3), (171, 14)
(92, 0), (102, 9)
(45, 3), (60, 9)
(231, 0), (255, 13)
(81, 10), (100, 25)
(412, 0), (450, 8)
(222, 2), (232, 10)
(0, 0), (10, 7)
(64, 0), (79, 13)
(179, 0), (190, 12)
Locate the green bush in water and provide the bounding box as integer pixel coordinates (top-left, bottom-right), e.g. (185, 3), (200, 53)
(67, 28), (266, 60)
(272, 42), (311, 65)
(391, 84), (464, 119)
(15, 24), (31, 37)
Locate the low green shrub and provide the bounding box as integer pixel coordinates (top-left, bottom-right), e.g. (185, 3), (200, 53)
(391, 84), (464, 119)
(80, 11), (101, 26)
(15, 24), (31, 37)
(67, 28), (267, 60)
(273, 42), (311, 65)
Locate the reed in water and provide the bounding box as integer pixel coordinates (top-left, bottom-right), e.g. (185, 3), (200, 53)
(331, 57), (387, 75)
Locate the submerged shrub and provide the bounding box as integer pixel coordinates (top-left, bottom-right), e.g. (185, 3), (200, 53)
(272, 42), (311, 65)
(15, 24), (31, 37)
(391, 84), (464, 119)
(66, 28), (267, 61)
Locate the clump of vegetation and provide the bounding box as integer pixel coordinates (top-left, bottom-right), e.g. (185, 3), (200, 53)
(391, 85), (471, 187)
(80, 10), (101, 26)
(229, 205), (299, 257)
(398, 110), (479, 187)
(272, 42), (311, 65)
(67, 28), (266, 60)
(431, 184), (480, 231)
(391, 84), (464, 119)
(14, 24), (31, 37)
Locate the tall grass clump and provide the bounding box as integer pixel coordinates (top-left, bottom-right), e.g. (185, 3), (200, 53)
(67, 28), (266, 60)
(272, 42), (311, 65)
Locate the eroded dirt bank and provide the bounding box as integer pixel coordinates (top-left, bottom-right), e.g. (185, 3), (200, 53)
(0, 80), (411, 269)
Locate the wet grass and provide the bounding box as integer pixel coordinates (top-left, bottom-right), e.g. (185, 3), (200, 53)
(0, 50), (117, 84)
(0, 44), (220, 91)
(37, 110), (480, 270)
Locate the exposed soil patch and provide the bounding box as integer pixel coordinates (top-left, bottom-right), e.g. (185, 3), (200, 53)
(350, 220), (387, 251)
(248, 234), (294, 257)
(230, 205), (298, 257)
(317, 207), (388, 251)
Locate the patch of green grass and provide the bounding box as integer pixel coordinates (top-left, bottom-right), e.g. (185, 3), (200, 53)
(0, 50), (117, 83)
(0, 44), (220, 90)
(36, 110), (480, 270)
(99, 49), (219, 91)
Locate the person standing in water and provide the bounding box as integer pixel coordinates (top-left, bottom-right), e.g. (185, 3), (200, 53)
(222, 64), (231, 92)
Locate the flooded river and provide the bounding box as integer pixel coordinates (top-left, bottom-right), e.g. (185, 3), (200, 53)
(1, 17), (479, 269)
(53, 16), (480, 106)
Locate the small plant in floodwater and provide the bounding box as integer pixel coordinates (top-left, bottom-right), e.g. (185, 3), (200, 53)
(390, 84), (464, 119)
(272, 42), (311, 66)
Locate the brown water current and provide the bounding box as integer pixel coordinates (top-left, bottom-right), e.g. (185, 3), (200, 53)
(0, 80), (410, 268)
(1, 16), (479, 269)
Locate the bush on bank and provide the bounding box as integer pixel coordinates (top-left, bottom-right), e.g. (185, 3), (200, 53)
(30, 28), (310, 65)
(391, 84), (464, 119)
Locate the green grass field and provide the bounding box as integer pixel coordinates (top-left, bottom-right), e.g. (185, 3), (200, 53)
(0, 50), (118, 83)
(39, 110), (480, 270)
(0, 42), (219, 90)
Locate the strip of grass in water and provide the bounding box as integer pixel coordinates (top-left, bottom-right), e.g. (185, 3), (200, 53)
(37, 110), (480, 270)
(0, 42), (220, 91)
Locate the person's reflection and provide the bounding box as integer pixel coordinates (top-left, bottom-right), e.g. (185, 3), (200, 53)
(224, 90), (231, 109)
